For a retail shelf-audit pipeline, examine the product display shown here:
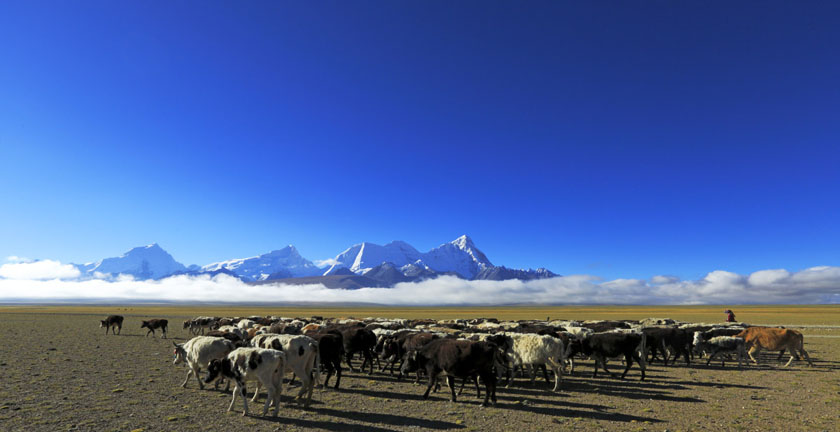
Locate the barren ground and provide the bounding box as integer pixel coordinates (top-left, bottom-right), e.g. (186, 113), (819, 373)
(0, 306), (838, 432)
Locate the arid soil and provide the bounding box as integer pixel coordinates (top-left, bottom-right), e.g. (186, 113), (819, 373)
(1, 309), (838, 432)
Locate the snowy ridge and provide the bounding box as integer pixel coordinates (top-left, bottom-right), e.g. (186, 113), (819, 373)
(75, 243), (186, 280)
(325, 240), (422, 274)
(66, 235), (556, 284)
(324, 235), (493, 279)
(202, 246), (321, 282)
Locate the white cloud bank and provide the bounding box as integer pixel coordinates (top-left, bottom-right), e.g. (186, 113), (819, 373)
(313, 258), (339, 268)
(0, 261), (838, 305)
(0, 260), (81, 280)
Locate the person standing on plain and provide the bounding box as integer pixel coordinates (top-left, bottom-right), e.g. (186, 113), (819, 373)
(725, 309), (736, 322)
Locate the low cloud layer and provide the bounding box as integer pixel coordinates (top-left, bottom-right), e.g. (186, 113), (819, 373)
(0, 261), (838, 305)
(0, 260), (81, 280)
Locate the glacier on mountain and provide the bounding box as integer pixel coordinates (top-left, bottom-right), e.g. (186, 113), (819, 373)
(63, 235), (556, 284)
(202, 245), (321, 282)
(74, 243), (186, 280)
(324, 235), (492, 279)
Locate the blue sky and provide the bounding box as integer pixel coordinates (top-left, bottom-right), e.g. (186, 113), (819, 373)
(1, 1), (838, 281)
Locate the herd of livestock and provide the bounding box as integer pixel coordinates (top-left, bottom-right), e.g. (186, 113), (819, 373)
(99, 313), (814, 417)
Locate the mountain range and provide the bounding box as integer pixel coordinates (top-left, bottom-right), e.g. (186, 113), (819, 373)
(70, 235), (557, 287)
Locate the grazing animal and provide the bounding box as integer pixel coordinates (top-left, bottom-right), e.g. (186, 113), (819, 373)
(237, 319), (257, 330)
(568, 332), (647, 380)
(140, 319), (168, 338)
(735, 327), (813, 367)
(401, 339), (499, 407)
(580, 320), (631, 333)
(301, 323), (323, 333)
(186, 317), (217, 335)
(498, 333), (566, 391)
(339, 327), (377, 374)
(204, 348), (286, 417)
(306, 331), (344, 389)
(254, 334), (320, 408)
(205, 330), (246, 345)
(642, 327), (691, 366)
(381, 332), (439, 378)
(692, 333), (747, 368)
(173, 336), (235, 389)
(100, 315), (124, 335)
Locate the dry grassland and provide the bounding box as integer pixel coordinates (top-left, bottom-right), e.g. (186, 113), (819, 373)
(0, 305), (837, 432)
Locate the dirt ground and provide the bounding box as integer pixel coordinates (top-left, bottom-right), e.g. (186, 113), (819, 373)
(0, 308), (838, 432)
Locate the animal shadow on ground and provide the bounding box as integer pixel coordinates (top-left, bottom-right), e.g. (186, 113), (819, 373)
(668, 380), (766, 390)
(335, 386), (429, 401)
(269, 407), (464, 431)
(261, 416), (401, 432)
(563, 378), (704, 403)
(498, 400), (663, 424)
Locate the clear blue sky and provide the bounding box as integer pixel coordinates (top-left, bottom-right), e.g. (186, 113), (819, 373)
(1, 1), (838, 280)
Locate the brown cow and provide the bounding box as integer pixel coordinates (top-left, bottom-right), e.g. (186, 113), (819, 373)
(100, 315), (124, 335)
(141, 319), (169, 338)
(735, 327), (813, 367)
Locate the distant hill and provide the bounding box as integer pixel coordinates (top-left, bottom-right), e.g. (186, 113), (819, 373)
(74, 244), (186, 280)
(67, 235), (558, 285)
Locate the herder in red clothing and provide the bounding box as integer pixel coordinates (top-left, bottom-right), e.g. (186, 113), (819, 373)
(725, 309), (736, 322)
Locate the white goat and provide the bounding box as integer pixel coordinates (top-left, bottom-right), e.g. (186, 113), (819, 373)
(172, 336), (234, 389)
(501, 333), (567, 392)
(255, 334), (321, 408)
(692, 333), (747, 368)
(204, 347), (286, 417)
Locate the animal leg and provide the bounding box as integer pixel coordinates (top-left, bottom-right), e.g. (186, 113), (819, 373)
(423, 370), (438, 400)
(345, 351), (356, 373)
(334, 361), (342, 389)
(601, 357), (617, 378)
(634, 352), (646, 381)
(238, 383), (249, 416)
(263, 386), (273, 417)
(800, 347), (813, 367)
(365, 350), (375, 375)
(706, 350), (717, 366)
(747, 346), (760, 364)
(550, 360), (562, 392)
(447, 376), (457, 402)
(181, 369), (193, 388)
(620, 354), (632, 379)
(784, 353), (796, 367)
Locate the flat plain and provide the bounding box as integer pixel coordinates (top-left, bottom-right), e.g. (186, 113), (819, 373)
(0, 305), (838, 432)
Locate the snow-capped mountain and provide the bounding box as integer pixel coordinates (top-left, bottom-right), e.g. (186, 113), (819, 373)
(418, 235), (492, 279)
(324, 235), (493, 279)
(64, 235), (556, 284)
(75, 243), (187, 280)
(202, 246), (321, 282)
(325, 241), (422, 274)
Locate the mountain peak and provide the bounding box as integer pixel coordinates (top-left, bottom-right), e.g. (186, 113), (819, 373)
(124, 243), (163, 255)
(451, 235), (474, 249)
(202, 246), (320, 281)
(79, 243), (186, 280)
(267, 245), (300, 256)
